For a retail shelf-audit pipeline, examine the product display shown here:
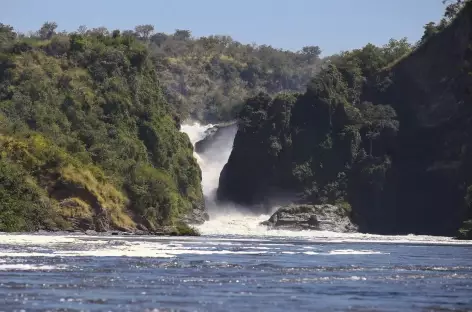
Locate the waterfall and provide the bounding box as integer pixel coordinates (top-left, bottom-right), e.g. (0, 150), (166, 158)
(180, 122), (458, 240)
(180, 122), (237, 212)
(181, 121), (275, 235)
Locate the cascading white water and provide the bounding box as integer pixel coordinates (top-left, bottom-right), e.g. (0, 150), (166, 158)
(180, 122), (230, 205)
(180, 122), (463, 241)
(181, 121), (274, 235)
(180, 122), (214, 181)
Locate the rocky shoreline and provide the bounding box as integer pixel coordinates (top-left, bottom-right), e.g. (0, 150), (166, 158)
(18, 225), (201, 237)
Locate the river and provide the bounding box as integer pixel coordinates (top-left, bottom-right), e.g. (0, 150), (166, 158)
(0, 231), (471, 311)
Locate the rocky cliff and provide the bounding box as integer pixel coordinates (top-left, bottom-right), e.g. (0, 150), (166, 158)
(217, 3), (472, 238)
(357, 3), (472, 237)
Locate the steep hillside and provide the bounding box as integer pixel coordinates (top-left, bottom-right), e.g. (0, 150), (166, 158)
(149, 33), (322, 122)
(0, 24), (203, 234)
(30, 25), (324, 123)
(217, 2), (472, 238)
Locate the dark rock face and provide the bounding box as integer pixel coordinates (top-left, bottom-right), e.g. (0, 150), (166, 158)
(195, 122), (237, 154)
(217, 4), (472, 237)
(217, 93), (307, 211)
(353, 5), (472, 236)
(262, 204), (357, 233)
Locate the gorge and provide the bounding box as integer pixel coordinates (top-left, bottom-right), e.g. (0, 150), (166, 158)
(0, 1), (471, 240)
(2, 2), (472, 311)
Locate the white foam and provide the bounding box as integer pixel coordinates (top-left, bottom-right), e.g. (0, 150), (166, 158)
(0, 235), (76, 245)
(328, 249), (387, 255)
(181, 122), (214, 146)
(0, 264), (67, 271)
(0, 235), (275, 258)
(194, 213), (472, 245)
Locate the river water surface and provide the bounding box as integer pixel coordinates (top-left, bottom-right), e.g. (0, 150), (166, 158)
(0, 225), (471, 312)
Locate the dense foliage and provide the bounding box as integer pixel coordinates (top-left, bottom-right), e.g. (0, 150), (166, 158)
(0, 24), (203, 232)
(147, 31), (322, 122)
(420, 0), (470, 43)
(218, 1), (472, 238)
(14, 23), (324, 123)
(1, 0), (471, 239)
(218, 61), (400, 219)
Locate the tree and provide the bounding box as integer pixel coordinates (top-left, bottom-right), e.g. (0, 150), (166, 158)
(443, 0), (467, 20)
(382, 38), (412, 64)
(69, 33), (86, 52)
(359, 102), (399, 156)
(421, 22), (439, 43)
(174, 29), (191, 41)
(39, 21), (57, 40)
(112, 29), (121, 38)
(122, 30), (136, 38)
(421, 0), (469, 43)
(77, 25), (87, 34)
(301, 45), (322, 59)
(0, 23), (16, 46)
(150, 32), (168, 46)
(307, 64), (349, 128)
(87, 27), (109, 37)
(135, 24), (154, 40)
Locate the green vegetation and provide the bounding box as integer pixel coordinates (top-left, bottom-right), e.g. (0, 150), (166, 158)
(218, 40), (406, 210)
(420, 0), (468, 43)
(147, 28), (323, 122)
(218, 1), (472, 238)
(11, 23), (324, 123)
(0, 23), (203, 233)
(1, 0), (471, 238)
(173, 222), (200, 236)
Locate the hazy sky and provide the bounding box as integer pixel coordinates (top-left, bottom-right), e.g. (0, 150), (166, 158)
(2, 0), (445, 56)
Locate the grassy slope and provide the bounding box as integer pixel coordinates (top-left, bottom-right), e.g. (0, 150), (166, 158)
(0, 29), (203, 234)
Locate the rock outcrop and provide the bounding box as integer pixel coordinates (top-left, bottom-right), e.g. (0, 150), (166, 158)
(217, 3), (472, 238)
(181, 205), (210, 225)
(262, 204), (358, 233)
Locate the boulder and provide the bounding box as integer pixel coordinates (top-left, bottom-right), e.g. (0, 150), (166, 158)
(180, 199), (210, 225)
(262, 204), (358, 233)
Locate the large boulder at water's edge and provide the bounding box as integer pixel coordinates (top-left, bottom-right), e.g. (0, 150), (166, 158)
(261, 204), (358, 233)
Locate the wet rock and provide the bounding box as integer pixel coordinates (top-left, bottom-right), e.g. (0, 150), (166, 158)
(194, 122), (237, 154)
(133, 230), (147, 236)
(85, 230), (98, 235)
(262, 204), (358, 233)
(137, 224), (148, 232)
(181, 200), (209, 225)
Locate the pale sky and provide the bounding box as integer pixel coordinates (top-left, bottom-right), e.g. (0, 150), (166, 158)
(2, 0), (445, 55)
